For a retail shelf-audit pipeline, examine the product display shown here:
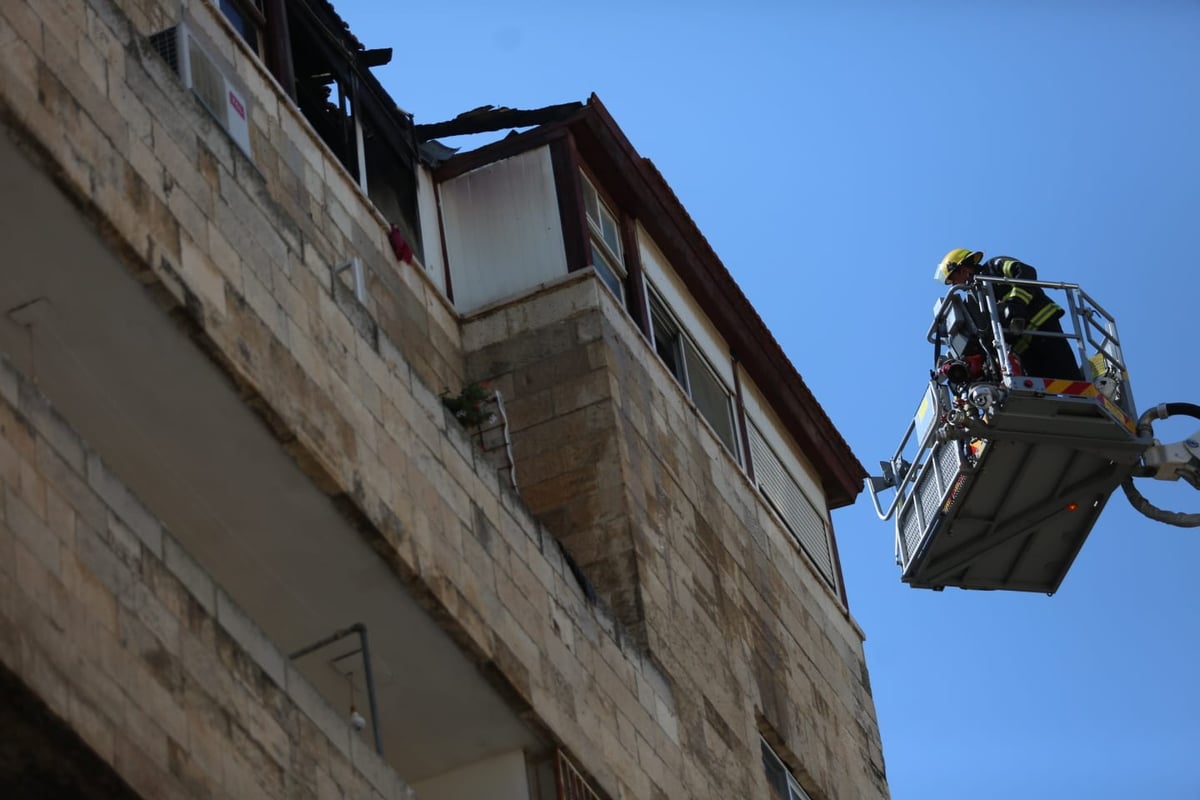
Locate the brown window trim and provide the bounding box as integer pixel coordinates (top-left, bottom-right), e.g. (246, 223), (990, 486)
(261, 0), (295, 99)
(732, 356), (754, 483)
(577, 162), (641, 312)
(620, 215), (648, 337)
(223, 0), (267, 29)
(548, 134), (589, 276)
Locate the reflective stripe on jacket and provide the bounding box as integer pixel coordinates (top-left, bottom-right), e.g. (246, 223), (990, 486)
(980, 257), (1064, 353)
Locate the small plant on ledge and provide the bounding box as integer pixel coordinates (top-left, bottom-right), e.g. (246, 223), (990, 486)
(441, 381), (497, 428)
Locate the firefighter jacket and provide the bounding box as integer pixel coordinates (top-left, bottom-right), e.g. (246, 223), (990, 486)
(979, 256), (1065, 354)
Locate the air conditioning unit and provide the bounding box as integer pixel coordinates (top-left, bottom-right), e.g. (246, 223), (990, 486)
(149, 22), (253, 159)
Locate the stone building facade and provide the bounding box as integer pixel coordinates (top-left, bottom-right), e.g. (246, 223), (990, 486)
(0, 0), (888, 798)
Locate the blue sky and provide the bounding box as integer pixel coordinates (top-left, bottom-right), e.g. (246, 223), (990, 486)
(339, 2), (1200, 797)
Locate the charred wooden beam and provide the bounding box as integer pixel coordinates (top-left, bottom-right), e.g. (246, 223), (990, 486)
(360, 47), (392, 67)
(415, 102), (584, 141)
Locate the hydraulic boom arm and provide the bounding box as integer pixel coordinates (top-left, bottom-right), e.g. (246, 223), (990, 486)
(1121, 403), (1200, 527)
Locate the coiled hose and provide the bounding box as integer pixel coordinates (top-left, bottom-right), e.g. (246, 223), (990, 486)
(1121, 402), (1200, 527)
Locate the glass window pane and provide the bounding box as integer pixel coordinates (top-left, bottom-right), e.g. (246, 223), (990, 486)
(656, 335), (683, 383)
(649, 295), (685, 384)
(591, 244), (625, 304)
(787, 773), (813, 800)
(581, 173), (623, 260)
(684, 342), (738, 458)
(761, 739), (814, 800)
(219, 0), (260, 52)
(583, 178), (600, 225)
(761, 740), (790, 799)
(601, 212), (622, 259)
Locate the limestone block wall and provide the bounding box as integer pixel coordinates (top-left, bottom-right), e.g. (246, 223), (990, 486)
(0, 0), (682, 796)
(0, 0), (889, 798)
(462, 277), (639, 630)
(0, 359), (412, 799)
(463, 275), (888, 799)
(0, 0), (462, 403)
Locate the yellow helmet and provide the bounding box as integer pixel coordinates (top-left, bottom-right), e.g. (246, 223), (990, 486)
(935, 248), (984, 283)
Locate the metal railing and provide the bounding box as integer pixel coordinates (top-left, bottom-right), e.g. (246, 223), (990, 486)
(870, 277), (1137, 529)
(929, 275), (1136, 418)
(556, 751), (602, 800)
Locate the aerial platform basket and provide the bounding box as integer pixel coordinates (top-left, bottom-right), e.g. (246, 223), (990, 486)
(869, 277), (1153, 593)
(886, 381), (1147, 592)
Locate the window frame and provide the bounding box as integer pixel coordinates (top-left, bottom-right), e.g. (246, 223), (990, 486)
(217, 0), (266, 54)
(648, 291), (686, 384)
(646, 285), (741, 463)
(761, 738), (814, 800)
(580, 173), (627, 304)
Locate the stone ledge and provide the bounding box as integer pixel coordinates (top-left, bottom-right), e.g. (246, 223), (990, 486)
(0, 360), (415, 799)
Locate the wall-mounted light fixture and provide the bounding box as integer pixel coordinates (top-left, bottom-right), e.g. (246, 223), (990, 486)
(289, 622), (383, 755)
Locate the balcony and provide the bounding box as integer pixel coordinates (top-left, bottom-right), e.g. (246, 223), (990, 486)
(0, 105), (551, 795)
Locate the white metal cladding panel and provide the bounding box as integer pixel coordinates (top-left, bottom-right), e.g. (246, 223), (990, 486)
(441, 146), (567, 312)
(416, 166), (446, 292)
(749, 422), (836, 586)
(636, 226), (735, 388)
(739, 378), (826, 507)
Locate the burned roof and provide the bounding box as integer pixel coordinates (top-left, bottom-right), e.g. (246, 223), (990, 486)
(300, 0), (412, 123)
(415, 103), (584, 142)
(307, 0), (368, 53)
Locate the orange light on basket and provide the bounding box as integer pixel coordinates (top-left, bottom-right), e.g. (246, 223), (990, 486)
(1066, 502), (1079, 512)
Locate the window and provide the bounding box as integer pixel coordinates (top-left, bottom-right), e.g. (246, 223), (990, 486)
(647, 289), (740, 460)
(748, 421), (836, 587)
(199, 0), (423, 258)
(761, 739), (813, 800)
(288, 9), (423, 258)
(218, 0), (264, 54)
(649, 294), (685, 380)
(581, 174), (626, 303)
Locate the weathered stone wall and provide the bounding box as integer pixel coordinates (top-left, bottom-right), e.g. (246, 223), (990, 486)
(0, 0), (463, 401)
(463, 277), (639, 630)
(464, 275), (887, 798)
(0, 0), (888, 798)
(0, 359), (412, 798)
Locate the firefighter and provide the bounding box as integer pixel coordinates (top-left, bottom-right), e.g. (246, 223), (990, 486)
(935, 249), (1083, 380)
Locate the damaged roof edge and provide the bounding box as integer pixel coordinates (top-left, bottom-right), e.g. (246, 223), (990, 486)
(308, 4), (862, 503)
(305, 0), (415, 121)
(434, 95), (866, 508)
(414, 103), (585, 142)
